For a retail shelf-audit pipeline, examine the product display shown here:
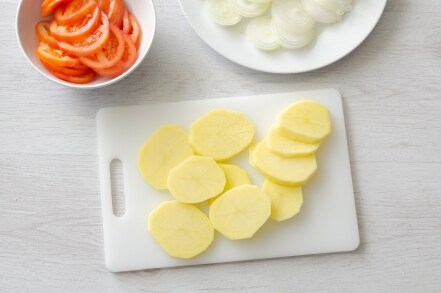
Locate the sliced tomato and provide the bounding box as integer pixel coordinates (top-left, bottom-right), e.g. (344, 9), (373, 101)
(128, 13), (140, 48)
(36, 42), (80, 67)
(93, 32), (137, 77)
(58, 12), (110, 56)
(78, 24), (125, 69)
(42, 0), (71, 17)
(54, 0), (98, 25)
(35, 21), (59, 48)
(50, 6), (100, 42)
(121, 10), (131, 34)
(42, 61), (90, 77)
(51, 70), (96, 84)
(108, 0), (125, 26)
(97, 0), (110, 14)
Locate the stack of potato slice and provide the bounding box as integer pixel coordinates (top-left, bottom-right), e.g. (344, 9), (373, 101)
(139, 109), (270, 259)
(251, 100), (331, 221)
(138, 101), (331, 259)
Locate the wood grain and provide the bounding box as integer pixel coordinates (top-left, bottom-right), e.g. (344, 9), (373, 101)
(1, 0), (441, 292)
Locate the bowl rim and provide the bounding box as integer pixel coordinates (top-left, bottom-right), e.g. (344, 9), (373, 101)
(15, 0), (157, 90)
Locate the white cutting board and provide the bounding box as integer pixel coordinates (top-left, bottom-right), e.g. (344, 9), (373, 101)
(97, 89), (359, 272)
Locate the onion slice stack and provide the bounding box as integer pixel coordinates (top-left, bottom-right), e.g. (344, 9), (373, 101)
(246, 16), (280, 51)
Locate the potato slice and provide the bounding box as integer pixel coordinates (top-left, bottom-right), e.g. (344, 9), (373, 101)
(209, 164), (252, 204)
(190, 109), (255, 161)
(252, 140), (317, 186)
(263, 180), (303, 221)
(167, 156), (226, 203)
(277, 100), (331, 143)
(267, 128), (320, 157)
(209, 185), (271, 240)
(138, 125), (194, 189)
(148, 201), (214, 259)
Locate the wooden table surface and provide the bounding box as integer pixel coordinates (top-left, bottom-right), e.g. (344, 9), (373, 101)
(1, 0), (440, 292)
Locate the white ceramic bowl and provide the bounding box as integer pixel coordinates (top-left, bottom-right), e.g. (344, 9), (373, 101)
(16, 0), (156, 89)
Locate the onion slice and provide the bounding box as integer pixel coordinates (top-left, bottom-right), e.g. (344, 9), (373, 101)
(272, 20), (315, 49)
(302, 0), (342, 23)
(206, 0), (242, 26)
(228, 0), (271, 18)
(315, 0), (352, 15)
(246, 16), (280, 51)
(272, 0), (315, 33)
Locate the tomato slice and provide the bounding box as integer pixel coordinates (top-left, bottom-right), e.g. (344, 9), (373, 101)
(108, 0), (125, 26)
(121, 10), (131, 34)
(42, 0), (71, 17)
(58, 12), (110, 56)
(93, 32), (137, 77)
(42, 61), (90, 77)
(78, 24), (125, 69)
(97, 0), (110, 14)
(54, 0), (98, 25)
(129, 13), (141, 49)
(50, 6), (100, 42)
(51, 70), (96, 84)
(36, 42), (80, 67)
(35, 22), (59, 49)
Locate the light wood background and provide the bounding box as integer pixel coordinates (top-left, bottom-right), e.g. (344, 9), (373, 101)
(1, 0), (440, 292)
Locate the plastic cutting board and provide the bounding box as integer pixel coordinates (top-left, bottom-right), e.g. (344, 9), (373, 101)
(97, 89), (360, 272)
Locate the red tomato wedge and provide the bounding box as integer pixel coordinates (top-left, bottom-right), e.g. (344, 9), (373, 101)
(128, 13), (140, 48)
(42, 61), (90, 76)
(36, 42), (80, 67)
(51, 70), (96, 84)
(78, 24), (125, 69)
(42, 0), (71, 17)
(35, 21), (59, 49)
(50, 6), (100, 42)
(54, 0), (98, 25)
(58, 12), (110, 57)
(93, 32), (137, 77)
(108, 0), (125, 26)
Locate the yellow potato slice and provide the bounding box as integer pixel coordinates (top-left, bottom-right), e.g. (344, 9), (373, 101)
(262, 180), (303, 222)
(167, 156), (226, 203)
(148, 201), (214, 259)
(138, 125), (194, 189)
(209, 185), (271, 240)
(208, 164), (252, 204)
(267, 128), (320, 157)
(252, 140), (317, 186)
(189, 109), (255, 161)
(277, 100), (331, 143)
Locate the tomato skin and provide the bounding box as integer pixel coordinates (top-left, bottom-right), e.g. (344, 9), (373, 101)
(54, 0), (98, 25)
(93, 32), (137, 77)
(121, 10), (131, 34)
(78, 24), (125, 69)
(50, 6), (100, 42)
(58, 12), (110, 57)
(42, 61), (89, 77)
(108, 0), (125, 26)
(128, 13), (140, 49)
(51, 70), (96, 84)
(35, 22), (60, 49)
(97, 0), (110, 14)
(36, 42), (80, 67)
(42, 0), (72, 17)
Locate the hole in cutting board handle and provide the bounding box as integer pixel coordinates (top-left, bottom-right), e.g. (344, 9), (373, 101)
(110, 159), (126, 217)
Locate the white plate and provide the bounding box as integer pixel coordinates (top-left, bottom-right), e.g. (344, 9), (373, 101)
(178, 0), (387, 73)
